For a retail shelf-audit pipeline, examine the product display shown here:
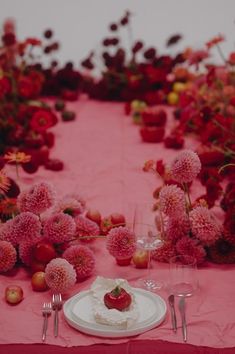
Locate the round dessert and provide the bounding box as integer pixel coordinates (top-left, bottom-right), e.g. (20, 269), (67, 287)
(104, 286), (132, 311)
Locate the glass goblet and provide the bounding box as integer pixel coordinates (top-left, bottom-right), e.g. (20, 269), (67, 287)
(135, 222), (163, 291)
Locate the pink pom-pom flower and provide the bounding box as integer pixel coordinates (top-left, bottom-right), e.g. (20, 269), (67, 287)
(18, 237), (40, 266)
(159, 184), (186, 217)
(11, 212), (41, 243)
(63, 245), (95, 280)
(45, 258), (76, 293)
(176, 236), (206, 265)
(170, 149), (201, 183)
(17, 181), (56, 215)
(165, 215), (190, 242)
(106, 226), (136, 259)
(55, 194), (86, 217)
(152, 241), (176, 263)
(0, 240), (17, 272)
(43, 212), (76, 243)
(190, 206), (221, 245)
(74, 215), (100, 242)
(0, 219), (18, 246)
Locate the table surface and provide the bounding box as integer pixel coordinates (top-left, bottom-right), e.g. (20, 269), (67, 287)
(1, 98), (235, 354)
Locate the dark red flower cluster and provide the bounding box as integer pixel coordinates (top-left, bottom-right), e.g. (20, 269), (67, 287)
(80, 12), (185, 102)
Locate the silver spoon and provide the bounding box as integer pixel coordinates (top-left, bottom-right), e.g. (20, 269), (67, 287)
(168, 294), (177, 333)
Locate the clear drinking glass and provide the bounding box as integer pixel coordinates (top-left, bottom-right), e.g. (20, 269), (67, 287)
(169, 255), (198, 297)
(134, 202), (163, 291)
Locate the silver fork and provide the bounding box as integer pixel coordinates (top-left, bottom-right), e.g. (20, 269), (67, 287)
(52, 294), (63, 337)
(42, 302), (52, 342)
(179, 297), (187, 342)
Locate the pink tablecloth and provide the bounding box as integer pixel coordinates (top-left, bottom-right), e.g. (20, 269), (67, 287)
(1, 98), (235, 353)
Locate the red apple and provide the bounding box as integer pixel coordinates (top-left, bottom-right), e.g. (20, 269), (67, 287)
(31, 271), (49, 292)
(5, 285), (24, 305)
(110, 213), (126, 227)
(100, 216), (113, 235)
(33, 241), (56, 264)
(86, 209), (102, 225)
(30, 259), (46, 274)
(132, 250), (149, 268)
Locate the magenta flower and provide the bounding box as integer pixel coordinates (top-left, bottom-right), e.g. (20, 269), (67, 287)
(63, 245), (95, 280)
(159, 184), (186, 217)
(0, 240), (17, 272)
(106, 226), (136, 259)
(19, 237), (40, 266)
(165, 215), (190, 242)
(55, 194), (86, 217)
(17, 181), (56, 214)
(74, 215), (99, 242)
(190, 206), (221, 245)
(176, 236), (206, 265)
(170, 149), (201, 183)
(45, 258), (76, 293)
(152, 241), (176, 263)
(11, 212), (41, 243)
(43, 212), (76, 243)
(0, 219), (17, 246)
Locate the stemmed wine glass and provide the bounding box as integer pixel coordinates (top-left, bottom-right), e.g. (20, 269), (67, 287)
(134, 202), (163, 291)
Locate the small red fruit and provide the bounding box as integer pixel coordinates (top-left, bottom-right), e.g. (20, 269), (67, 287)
(5, 285), (23, 305)
(31, 271), (49, 292)
(140, 126), (165, 143)
(104, 286), (132, 311)
(30, 259), (46, 273)
(86, 209), (102, 225)
(132, 250), (149, 268)
(100, 216), (113, 235)
(110, 213), (126, 227)
(33, 241), (56, 264)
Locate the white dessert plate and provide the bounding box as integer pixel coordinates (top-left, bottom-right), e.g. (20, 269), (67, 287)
(63, 287), (167, 338)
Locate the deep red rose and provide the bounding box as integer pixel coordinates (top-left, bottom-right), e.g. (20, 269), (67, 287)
(164, 133), (184, 149)
(0, 77), (11, 99)
(2, 33), (16, 46)
(198, 151), (226, 166)
(220, 183), (235, 211)
(30, 110), (54, 133)
(18, 76), (35, 99)
(198, 167), (222, 185)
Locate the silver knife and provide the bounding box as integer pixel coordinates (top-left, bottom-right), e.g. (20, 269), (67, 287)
(179, 297), (187, 342)
(168, 294), (177, 333)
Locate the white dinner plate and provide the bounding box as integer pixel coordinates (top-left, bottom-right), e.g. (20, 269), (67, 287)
(63, 287), (167, 338)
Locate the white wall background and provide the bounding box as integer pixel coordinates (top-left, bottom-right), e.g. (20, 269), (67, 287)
(0, 0), (234, 69)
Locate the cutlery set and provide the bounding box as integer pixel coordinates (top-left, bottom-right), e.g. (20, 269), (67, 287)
(168, 295), (187, 342)
(42, 294), (63, 342)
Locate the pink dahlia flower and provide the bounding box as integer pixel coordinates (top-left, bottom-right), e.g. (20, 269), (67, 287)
(45, 258), (76, 293)
(170, 149), (201, 183)
(190, 206), (221, 245)
(152, 241), (176, 263)
(19, 237), (40, 266)
(0, 240), (17, 272)
(55, 194), (86, 217)
(43, 212), (76, 243)
(11, 212), (41, 243)
(0, 219), (18, 246)
(165, 214), (190, 242)
(74, 215), (99, 242)
(176, 236), (206, 265)
(106, 226), (136, 259)
(63, 245), (95, 280)
(159, 184), (186, 217)
(17, 181), (56, 214)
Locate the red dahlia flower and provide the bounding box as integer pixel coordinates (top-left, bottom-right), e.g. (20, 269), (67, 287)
(30, 110), (54, 133)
